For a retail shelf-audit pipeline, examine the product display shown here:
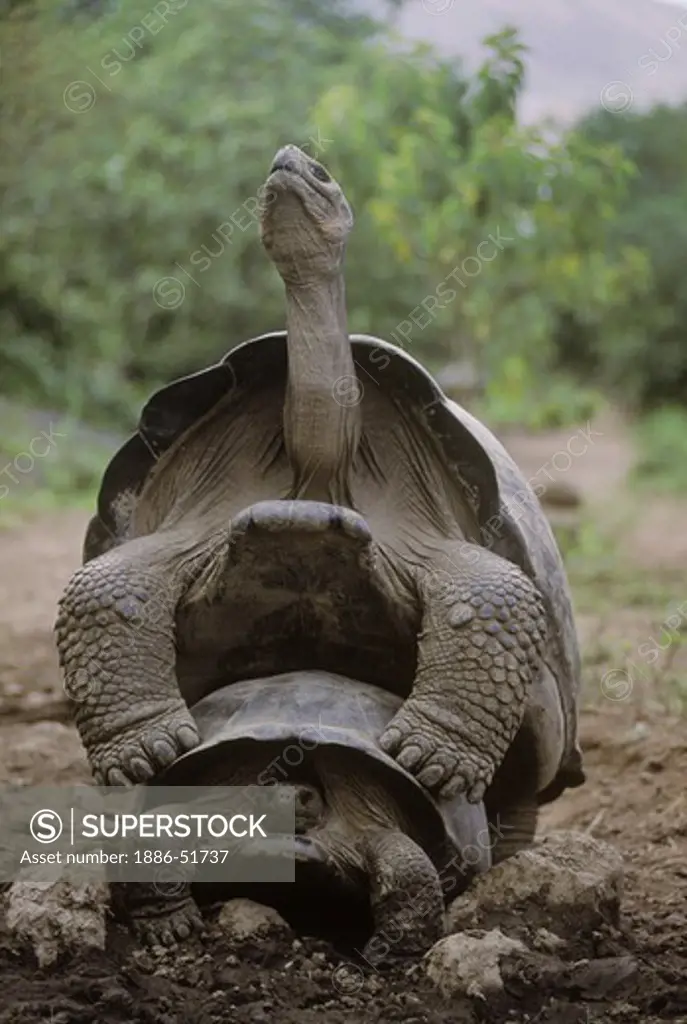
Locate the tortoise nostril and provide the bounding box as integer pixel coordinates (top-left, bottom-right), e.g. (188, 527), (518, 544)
(294, 784), (322, 815)
(270, 157), (296, 174)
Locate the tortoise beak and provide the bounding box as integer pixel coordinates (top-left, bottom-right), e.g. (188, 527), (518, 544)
(252, 832), (327, 864)
(225, 831), (360, 903)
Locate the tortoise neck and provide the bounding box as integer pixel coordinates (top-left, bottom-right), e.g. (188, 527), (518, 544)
(282, 274), (361, 505)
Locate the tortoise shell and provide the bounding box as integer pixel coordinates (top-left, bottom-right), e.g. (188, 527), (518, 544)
(84, 332), (584, 801)
(153, 670), (492, 885)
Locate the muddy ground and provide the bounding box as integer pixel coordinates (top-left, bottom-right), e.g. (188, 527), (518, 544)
(0, 411), (685, 1023)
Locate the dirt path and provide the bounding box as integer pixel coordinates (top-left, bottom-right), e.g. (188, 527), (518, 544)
(0, 414), (685, 1023)
(0, 510), (91, 786)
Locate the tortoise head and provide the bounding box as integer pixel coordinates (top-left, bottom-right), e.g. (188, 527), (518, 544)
(259, 144), (353, 284)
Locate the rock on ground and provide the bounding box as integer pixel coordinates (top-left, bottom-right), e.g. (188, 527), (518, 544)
(424, 928), (527, 999)
(217, 899), (292, 944)
(5, 868), (107, 967)
(539, 479), (582, 508)
(447, 830), (624, 940)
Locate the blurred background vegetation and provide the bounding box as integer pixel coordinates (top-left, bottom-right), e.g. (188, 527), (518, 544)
(1, 0), (687, 489)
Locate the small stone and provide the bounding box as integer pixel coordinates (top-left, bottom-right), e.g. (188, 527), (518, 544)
(6, 871), (108, 968)
(447, 831), (624, 940)
(425, 928), (527, 998)
(539, 480), (581, 509)
(216, 898), (292, 944)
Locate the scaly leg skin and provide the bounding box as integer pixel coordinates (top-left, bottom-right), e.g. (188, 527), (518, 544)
(360, 830), (444, 967)
(111, 881), (204, 947)
(55, 534), (203, 785)
(379, 543), (548, 803)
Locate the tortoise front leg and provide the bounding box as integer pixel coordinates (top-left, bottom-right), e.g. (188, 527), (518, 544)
(111, 881), (204, 947)
(379, 543), (547, 802)
(55, 533), (202, 785)
(360, 830), (444, 965)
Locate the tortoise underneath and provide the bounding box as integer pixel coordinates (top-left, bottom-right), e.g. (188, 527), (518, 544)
(114, 671), (492, 956)
(55, 144), (585, 934)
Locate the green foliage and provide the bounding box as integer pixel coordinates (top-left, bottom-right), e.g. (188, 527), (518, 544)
(565, 513), (677, 615)
(315, 28), (645, 399)
(0, 401), (113, 526)
(633, 406), (687, 493)
(478, 361), (606, 430)
(560, 103), (687, 410)
(0, 0), (644, 429)
(2, 0), (387, 423)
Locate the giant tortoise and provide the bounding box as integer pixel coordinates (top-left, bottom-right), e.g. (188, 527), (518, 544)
(116, 669), (492, 956)
(56, 143), (585, 871)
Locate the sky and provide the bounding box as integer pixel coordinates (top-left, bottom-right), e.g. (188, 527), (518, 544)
(365, 0), (687, 123)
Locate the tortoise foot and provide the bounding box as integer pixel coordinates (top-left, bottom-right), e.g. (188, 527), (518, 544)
(89, 702), (200, 785)
(379, 699), (492, 803)
(131, 896), (205, 948)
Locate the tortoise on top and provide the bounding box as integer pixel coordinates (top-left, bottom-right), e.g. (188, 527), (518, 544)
(56, 143), (584, 852)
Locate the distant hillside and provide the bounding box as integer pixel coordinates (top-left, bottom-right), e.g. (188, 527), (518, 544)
(370, 0), (687, 122)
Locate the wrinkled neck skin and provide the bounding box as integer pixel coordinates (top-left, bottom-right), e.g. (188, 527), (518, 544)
(283, 272), (362, 507)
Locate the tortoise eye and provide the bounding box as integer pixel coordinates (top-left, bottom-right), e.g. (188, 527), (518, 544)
(310, 162), (331, 183)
